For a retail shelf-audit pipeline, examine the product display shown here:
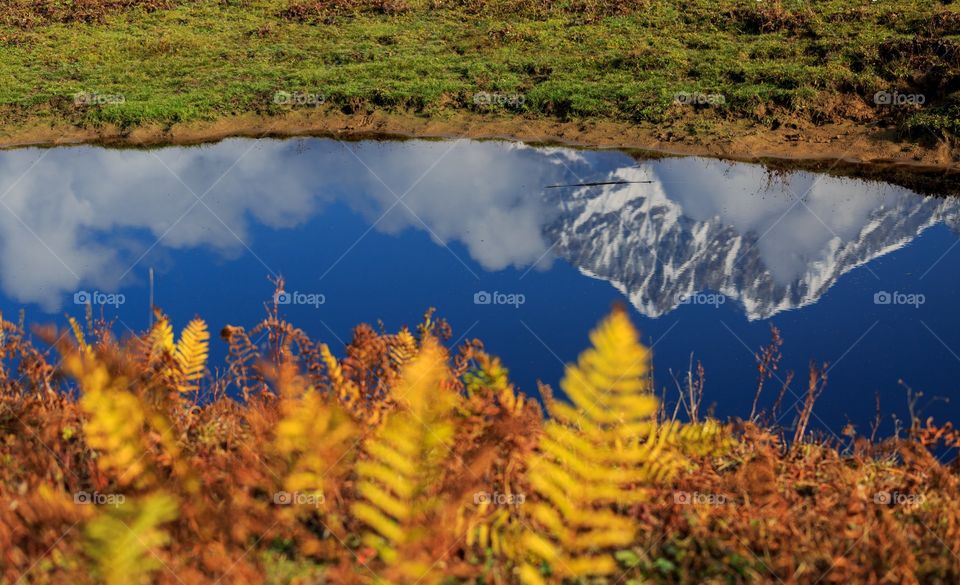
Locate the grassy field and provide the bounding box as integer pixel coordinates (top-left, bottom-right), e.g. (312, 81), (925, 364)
(0, 0), (959, 149)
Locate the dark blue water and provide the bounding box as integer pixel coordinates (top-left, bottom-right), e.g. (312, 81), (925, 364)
(2, 137), (959, 437)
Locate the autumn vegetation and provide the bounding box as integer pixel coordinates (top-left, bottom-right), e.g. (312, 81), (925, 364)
(2, 287), (960, 584)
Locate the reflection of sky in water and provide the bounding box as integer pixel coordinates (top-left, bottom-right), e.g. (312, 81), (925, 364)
(0, 139), (935, 311)
(1, 141), (574, 309)
(2, 138), (959, 432)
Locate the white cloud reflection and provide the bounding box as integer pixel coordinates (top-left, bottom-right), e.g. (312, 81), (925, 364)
(0, 139), (570, 309)
(0, 138), (947, 316)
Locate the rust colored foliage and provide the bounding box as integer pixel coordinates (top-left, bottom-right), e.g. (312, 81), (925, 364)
(0, 295), (959, 584)
(2, 0), (174, 28)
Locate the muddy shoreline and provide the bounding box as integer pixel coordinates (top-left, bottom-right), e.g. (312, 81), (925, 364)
(2, 110), (958, 195)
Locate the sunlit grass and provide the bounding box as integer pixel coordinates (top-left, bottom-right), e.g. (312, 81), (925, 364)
(0, 0), (958, 136)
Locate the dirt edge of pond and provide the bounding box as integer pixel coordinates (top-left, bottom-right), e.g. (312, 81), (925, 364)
(2, 110), (959, 194)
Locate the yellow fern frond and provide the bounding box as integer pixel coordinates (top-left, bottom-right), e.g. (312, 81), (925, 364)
(144, 315), (209, 393)
(352, 337), (456, 584)
(676, 418), (736, 457)
(149, 315), (174, 355)
(68, 316), (91, 355)
(320, 342), (361, 412)
(174, 318), (209, 393)
(65, 353), (151, 486)
(459, 500), (521, 561)
(274, 360), (356, 520)
(63, 345), (199, 493)
(84, 493), (178, 585)
(517, 308), (684, 583)
(464, 352), (527, 413)
(388, 327), (418, 369)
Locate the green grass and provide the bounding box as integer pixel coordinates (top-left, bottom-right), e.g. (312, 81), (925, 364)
(0, 0), (958, 138)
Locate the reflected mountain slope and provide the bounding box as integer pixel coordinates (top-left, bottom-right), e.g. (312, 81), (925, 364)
(544, 159), (960, 320)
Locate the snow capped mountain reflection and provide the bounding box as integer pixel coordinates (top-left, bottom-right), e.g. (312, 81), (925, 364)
(0, 138), (954, 318)
(547, 159), (960, 319)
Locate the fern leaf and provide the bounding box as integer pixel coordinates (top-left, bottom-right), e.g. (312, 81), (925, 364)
(320, 342), (362, 413)
(149, 314), (174, 355)
(65, 353), (151, 486)
(676, 418), (736, 457)
(388, 326), (418, 369)
(84, 493), (178, 585)
(274, 359), (356, 520)
(68, 316), (90, 353)
(517, 308), (684, 583)
(352, 336), (456, 584)
(174, 318), (209, 392)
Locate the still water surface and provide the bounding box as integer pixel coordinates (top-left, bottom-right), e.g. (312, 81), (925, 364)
(2, 138), (958, 434)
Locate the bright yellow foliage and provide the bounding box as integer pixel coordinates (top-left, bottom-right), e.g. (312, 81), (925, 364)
(517, 308), (685, 583)
(352, 336), (456, 584)
(677, 418), (737, 457)
(174, 318), (209, 393)
(146, 314), (209, 392)
(149, 314), (175, 355)
(84, 493), (178, 585)
(30, 307), (741, 584)
(388, 326), (418, 369)
(320, 342), (361, 411)
(68, 316), (91, 355)
(464, 352), (527, 414)
(459, 500), (516, 558)
(274, 360), (356, 516)
(66, 353), (151, 486)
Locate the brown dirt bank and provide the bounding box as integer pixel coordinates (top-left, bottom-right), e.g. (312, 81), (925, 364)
(2, 110), (959, 195)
